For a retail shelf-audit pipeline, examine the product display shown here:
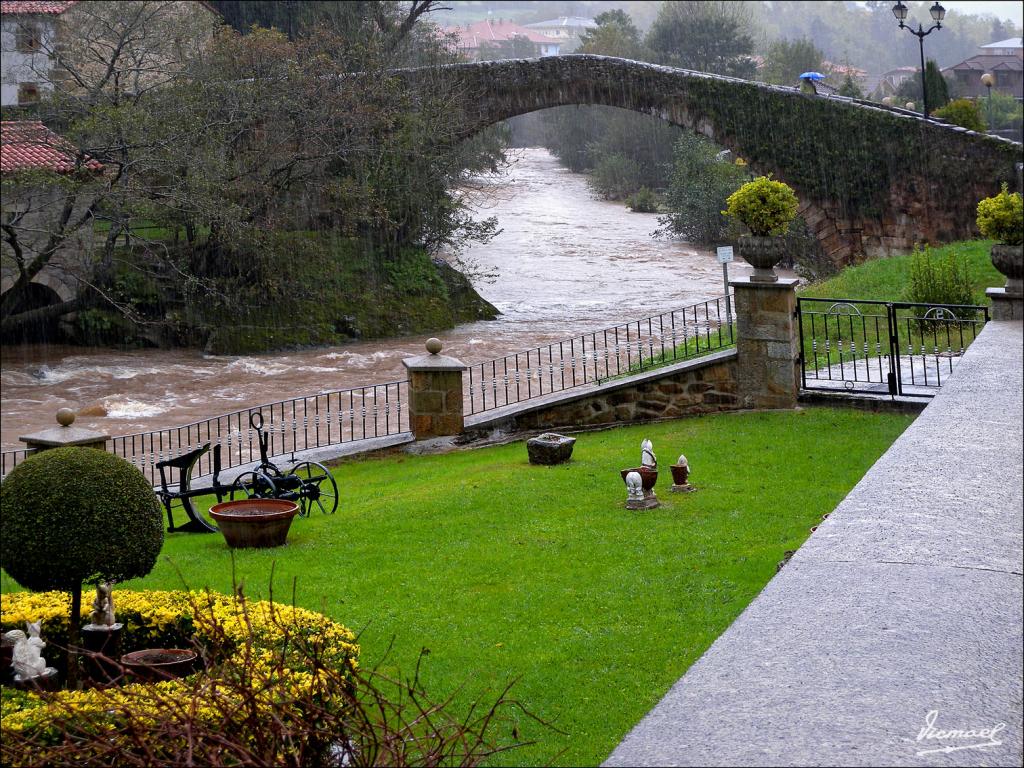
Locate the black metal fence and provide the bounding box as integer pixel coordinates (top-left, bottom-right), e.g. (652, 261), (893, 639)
(798, 298), (989, 397)
(466, 296), (735, 415)
(1, 381), (409, 485)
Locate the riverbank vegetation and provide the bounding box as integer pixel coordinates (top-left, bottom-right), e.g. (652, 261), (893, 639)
(0, 1), (501, 352)
(1, 409), (916, 765)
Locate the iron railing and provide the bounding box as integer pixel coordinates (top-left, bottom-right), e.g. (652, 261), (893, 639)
(0, 448), (38, 479)
(798, 298), (989, 397)
(1, 381), (409, 485)
(466, 295), (735, 415)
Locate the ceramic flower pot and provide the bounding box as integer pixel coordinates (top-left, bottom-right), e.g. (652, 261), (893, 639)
(990, 243), (1023, 294)
(209, 499), (299, 549)
(670, 463), (690, 486)
(121, 648), (198, 682)
(620, 466), (658, 491)
(736, 235), (785, 282)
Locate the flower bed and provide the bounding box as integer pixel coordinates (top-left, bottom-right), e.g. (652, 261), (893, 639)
(1, 590), (359, 766)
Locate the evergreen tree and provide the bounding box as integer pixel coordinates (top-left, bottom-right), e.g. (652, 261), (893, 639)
(645, 1), (756, 78)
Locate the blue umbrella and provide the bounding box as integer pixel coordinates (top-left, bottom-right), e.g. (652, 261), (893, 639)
(799, 72), (826, 81)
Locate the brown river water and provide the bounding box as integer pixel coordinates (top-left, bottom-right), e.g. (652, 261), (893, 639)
(0, 148), (757, 449)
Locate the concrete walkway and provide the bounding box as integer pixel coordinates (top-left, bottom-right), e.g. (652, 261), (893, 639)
(605, 320), (1023, 767)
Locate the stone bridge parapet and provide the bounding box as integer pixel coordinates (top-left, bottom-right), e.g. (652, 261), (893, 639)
(399, 55), (1022, 266)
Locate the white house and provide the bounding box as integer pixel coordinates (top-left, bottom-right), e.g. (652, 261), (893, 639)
(0, 1), (71, 107)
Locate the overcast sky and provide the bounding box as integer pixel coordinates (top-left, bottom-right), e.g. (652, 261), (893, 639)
(932, 1), (1022, 26)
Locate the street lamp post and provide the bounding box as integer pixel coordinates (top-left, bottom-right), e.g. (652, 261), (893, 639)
(981, 72), (994, 130)
(892, 1), (946, 119)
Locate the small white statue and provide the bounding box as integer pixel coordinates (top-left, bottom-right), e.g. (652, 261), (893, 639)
(676, 454), (688, 468)
(11, 622), (47, 680)
(626, 471), (644, 501)
(90, 582), (116, 627)
(641, 439), (656, 468)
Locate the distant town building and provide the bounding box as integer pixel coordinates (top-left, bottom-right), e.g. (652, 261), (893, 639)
(522, 16), (596, 51)
(1, 0), (221, 108)
(863, 66), (918, 101)
(444, 19), (561, 60)
(943, 37), (1023, 99)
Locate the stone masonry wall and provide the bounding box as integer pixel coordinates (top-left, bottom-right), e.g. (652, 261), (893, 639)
(408, 369), (464, 438)
(488, 354), (740, 432)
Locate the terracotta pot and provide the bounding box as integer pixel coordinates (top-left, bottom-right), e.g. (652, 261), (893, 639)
(990, 243), (1023, 293)
(209, 499), (299, 549)
(669, 464), (690, 486)
(736, 235), (785, 282)
(620, 466), (658, 491)
(121, 648), (198, 681)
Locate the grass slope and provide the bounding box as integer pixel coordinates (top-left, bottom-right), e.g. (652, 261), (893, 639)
(800, 240), (1002, 302)
(2, 409), (912, 765)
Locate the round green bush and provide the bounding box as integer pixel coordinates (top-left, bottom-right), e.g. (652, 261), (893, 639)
(977, 184), (1023, 246)
(723, 176), (799, 237)
(0, 447), (163, 592)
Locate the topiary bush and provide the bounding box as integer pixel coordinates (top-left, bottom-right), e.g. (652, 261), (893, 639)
(0, 447), (163, 685)
(723, 176), (799, 237)
(976, 183), (1023, 246)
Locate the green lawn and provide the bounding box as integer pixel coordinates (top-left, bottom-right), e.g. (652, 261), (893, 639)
(2, 409), (912, 765)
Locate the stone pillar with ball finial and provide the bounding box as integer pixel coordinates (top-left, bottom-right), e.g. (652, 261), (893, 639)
(402, 338), (467, 440)
(19, 408), (110, 454)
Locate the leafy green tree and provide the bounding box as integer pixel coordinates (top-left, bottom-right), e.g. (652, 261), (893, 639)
(578, 9), (645, 59)
(895, 60), (950, 111)
(933, 98), (986, 132)
(838, 73), (864, 98)
(645, 1), (756, 78)
(760, 37), (823, 85)
(657, 133), (750, 244)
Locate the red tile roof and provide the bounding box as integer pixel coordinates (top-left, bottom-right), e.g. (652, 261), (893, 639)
(0, 1), (76, 14)
(444, 19), (558, 51)
(1, 121), (102, 174)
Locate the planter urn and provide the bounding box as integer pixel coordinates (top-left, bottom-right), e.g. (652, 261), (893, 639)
(209, 498), (299, 549)
(121, 648), (198, 682)
(990, 243), (1023, 294)
(736, 235), (785, 283)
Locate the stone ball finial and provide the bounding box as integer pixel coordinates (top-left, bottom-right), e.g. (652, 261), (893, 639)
(56, 408), (76, 427)
(425, 338), (443, 355)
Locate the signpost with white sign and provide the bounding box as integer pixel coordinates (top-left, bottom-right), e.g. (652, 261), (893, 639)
(717, 246), (734, 320)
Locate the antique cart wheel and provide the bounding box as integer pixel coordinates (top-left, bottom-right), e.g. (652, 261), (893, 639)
(230, 471), (278, 501)
(290, 461), (339, 516)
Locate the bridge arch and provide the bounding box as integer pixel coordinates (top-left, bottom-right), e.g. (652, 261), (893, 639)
(403, 56), (1021, 266)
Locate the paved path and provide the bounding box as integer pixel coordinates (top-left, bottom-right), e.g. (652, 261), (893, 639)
(605, 320), (1023, 767)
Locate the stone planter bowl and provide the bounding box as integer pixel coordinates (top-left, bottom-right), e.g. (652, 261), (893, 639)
(209, 499), (299, 549)
(736, 235), (785, 282)
(527, 432), (576, 465)
(620, 466), (658, 491)
(990, 243), (1023, 294)
(121, 648), (198, 682)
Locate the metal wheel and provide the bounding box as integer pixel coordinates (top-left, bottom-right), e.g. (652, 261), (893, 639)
(230, 471), (278, 501)
(289, 461), (338, 516)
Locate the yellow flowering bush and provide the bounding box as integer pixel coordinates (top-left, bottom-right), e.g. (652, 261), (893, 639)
(1, 589), (360, 765)
(976, 183), (1024, 246)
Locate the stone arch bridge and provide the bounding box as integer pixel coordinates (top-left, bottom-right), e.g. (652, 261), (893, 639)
(401, 55), (1022, 266)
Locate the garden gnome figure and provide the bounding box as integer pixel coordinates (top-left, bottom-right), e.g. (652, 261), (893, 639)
(90, 582), (116, 627)
(641, 439), (656, 468)
(625, 471), (646, 510)
(11, 622), (48, 679)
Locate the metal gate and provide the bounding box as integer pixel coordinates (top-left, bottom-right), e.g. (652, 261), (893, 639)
(797, 297), (989, 398)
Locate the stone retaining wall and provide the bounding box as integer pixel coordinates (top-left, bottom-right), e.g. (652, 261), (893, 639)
(466, 350), (740, 433)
